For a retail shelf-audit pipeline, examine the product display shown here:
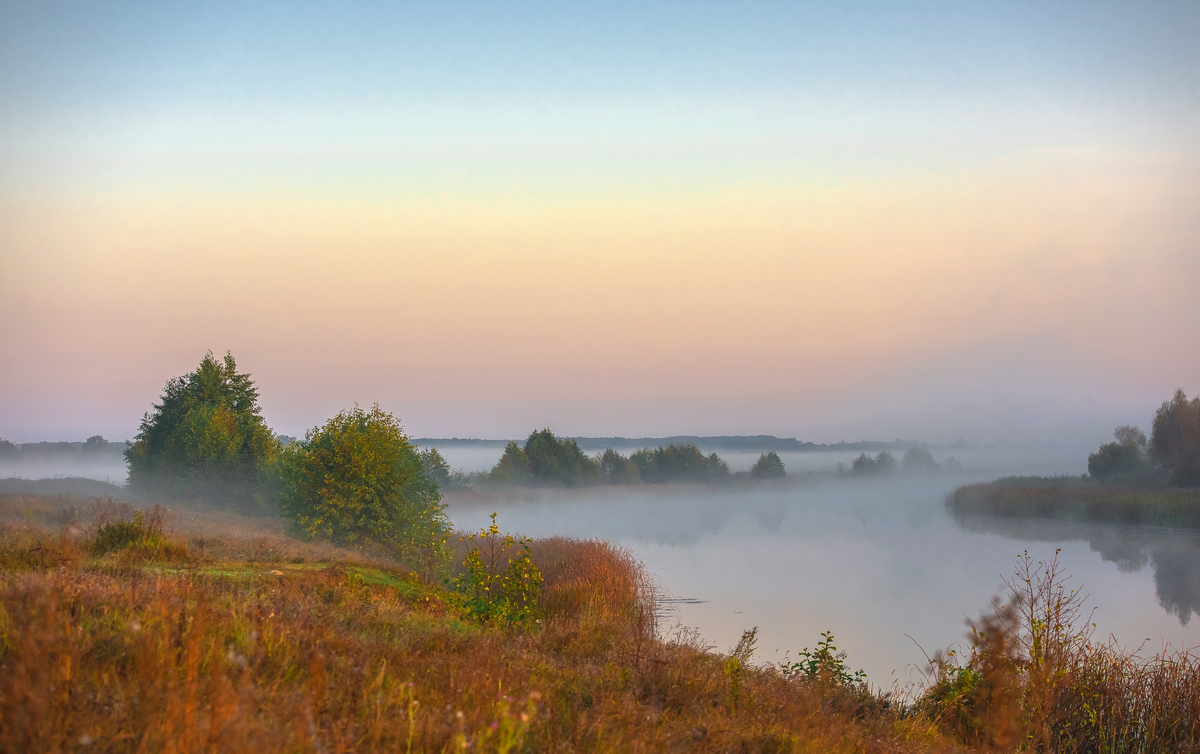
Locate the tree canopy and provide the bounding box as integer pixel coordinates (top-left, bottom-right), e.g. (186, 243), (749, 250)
(278, 404), (447, 560)
(490, 429), (599, 487)
(1149, 390), (1200, 487)
(1088, 425), (1157, 486)
(125, 351), (278, 509)
(751, 451), (786, 479)
(629, 443), (729, 484)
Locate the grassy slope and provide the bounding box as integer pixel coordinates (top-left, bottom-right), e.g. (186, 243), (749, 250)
(0, 494), (952, 753)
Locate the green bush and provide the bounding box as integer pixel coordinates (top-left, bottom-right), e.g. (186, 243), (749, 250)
(278, 404), (448, 563)
(449, 513), (543, 625)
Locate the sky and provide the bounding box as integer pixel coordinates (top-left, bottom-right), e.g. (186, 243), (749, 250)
(2, 0), (1198, 445)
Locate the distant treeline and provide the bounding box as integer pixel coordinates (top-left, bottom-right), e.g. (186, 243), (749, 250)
(483, 429), (786, 487)
(0, 436), (127, 460)
(847, 447), (961, 477)
(414, 435), (941, 453)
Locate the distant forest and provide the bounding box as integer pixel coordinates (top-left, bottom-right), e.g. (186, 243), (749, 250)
(414, 435), (943, 453)
(0, 436), (126, 461)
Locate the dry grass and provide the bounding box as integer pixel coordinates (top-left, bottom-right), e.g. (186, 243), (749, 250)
(920, 551), (1200, 752)
(0, 493), (962, 753)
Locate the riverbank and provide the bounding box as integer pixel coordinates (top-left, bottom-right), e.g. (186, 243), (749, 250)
(0, 492), (946, 753)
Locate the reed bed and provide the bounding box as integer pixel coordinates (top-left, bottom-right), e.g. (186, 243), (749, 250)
(947, 483), (1200, 528)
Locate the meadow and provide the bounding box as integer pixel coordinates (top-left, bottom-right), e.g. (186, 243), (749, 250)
(3, 490), (1200, 752)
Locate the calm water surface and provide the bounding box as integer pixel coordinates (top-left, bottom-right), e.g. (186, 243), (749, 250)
(445, 450), (1200, 689)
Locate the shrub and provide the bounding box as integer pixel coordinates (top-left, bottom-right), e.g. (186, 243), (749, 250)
(449, 513), (542, 625)
(750, 451), (786, 479)
(125, 351), (279, 511)
(278, 404), (448, 564)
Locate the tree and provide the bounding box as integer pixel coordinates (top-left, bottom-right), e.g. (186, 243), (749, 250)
(278, 404), (448, 560)
(751, 451), (786, 479)
(851, 451), (896, 477)
(902, 446), (939, 474)
(1149, 389), (1200, 487)
(490, 429), (599, 486)
(630, 443), (729, 483)
(125, 352), (278, 509)
(599, 448), (641, 484)
(490, 441), (531, 485)
(1088, 425), (1158, 486)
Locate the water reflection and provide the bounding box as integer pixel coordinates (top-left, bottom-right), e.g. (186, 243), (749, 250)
(951, 512), (1200, 625)
(447, 465), (1200, 680)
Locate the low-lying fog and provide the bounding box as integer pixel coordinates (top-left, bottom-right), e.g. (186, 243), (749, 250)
(443, 444), (1200, 689)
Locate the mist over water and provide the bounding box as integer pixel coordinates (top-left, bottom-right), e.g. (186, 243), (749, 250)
(445, 446), (1200, 687)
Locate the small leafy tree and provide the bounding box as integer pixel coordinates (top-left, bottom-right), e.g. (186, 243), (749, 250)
(751, 451), (786, 479)
(1149, 389), (1200, 487)
(449, 512), (543, 625)
(125, 351), (279, 510)
(278, 404), (448, 563)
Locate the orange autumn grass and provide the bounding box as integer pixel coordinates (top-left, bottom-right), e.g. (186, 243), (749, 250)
(0, 493), (948, 753)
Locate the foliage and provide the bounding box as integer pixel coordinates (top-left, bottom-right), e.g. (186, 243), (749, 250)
(1150, 388), (1200, 487)
(902, 446), (939, 473)
(629, 442), (729, 483)
(125, 351), (279, 511)
(598, 448), (641, 484)
(781, 631), (867, 688)
(92, 508), (166, 555)
(448, 513), (543, 626)
(490, 430), (599, 487)
(419, 447), (468, 489)
(489, 441), (531, 485)
(724, 627), (758, 710)
(921, 549), (1200, 752)
(750, 451), (786, 479)
(851, 451), (896, 476)
(278, 404), (448, 564)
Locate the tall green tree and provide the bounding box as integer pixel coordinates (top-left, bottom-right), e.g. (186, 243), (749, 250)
(125, 351), (278, 509)
(278, 404), (448, 561)
(1150, 389), (1200, 487)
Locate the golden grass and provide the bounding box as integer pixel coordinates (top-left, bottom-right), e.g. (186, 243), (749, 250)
(0, 493), (961, 753)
